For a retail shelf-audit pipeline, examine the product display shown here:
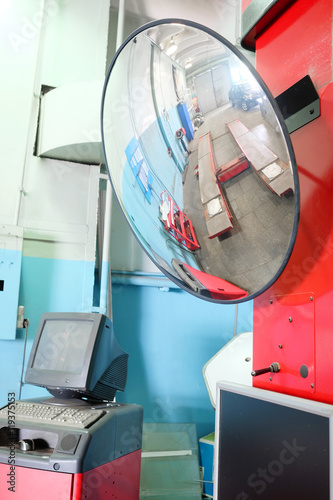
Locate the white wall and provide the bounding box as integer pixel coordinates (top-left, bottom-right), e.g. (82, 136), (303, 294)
(1, 0), (110, 263)
(0, 0), (112, 347)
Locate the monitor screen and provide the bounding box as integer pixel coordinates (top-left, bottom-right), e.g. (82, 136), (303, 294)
(32, 319), (93, 374)
(25, 313), (128, 402)
(214, 382), (332, 500)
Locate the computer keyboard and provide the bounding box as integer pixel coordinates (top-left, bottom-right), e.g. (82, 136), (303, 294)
(0, 402), (104, 429)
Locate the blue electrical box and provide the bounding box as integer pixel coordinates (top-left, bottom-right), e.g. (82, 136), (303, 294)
(177, 102), (195, 141)
(0, 226), (23, 339)
(199, 432), (215, 497)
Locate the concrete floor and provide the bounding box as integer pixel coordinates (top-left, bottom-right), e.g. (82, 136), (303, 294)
(183, 102), (296, 296)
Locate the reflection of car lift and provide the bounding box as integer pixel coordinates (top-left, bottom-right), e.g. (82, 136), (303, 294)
(197, 133), (234, 238)
(159, 191), (200, 251)
(172, 259), (248, 300)
(226, 118), (294, 196)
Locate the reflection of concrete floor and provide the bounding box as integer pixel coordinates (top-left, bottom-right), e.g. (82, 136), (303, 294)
(183, 103), (295, 295)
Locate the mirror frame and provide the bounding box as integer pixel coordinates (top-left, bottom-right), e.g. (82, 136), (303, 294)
(101, 18), (300, 304)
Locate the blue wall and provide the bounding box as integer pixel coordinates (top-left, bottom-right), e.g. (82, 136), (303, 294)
(0, 248), (22, 340)
(111, 283), (253, 439)
(0, 255), (95, 406)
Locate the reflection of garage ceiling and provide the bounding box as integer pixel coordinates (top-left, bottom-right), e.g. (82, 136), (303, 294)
(110, 0), (238, 45)
(108, 0), (251, 75)
(146, 24), (229, 70)
(183, 104), (295, 294)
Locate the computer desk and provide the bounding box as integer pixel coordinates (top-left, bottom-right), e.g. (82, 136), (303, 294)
(0, 398), (143, 500)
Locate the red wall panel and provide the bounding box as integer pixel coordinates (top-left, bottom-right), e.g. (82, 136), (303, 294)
(250, 0), (333, 402)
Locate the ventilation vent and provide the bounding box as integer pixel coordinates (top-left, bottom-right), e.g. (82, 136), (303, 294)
(100, 353), (129, 390)
(92, 383), (117, 401)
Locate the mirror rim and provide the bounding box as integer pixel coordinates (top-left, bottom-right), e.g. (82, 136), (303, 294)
(100, 17), (300, 304)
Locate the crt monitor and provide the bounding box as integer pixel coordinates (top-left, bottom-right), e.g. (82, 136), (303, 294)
(214, 381), (332, 500)
(25, 312), (128, 403)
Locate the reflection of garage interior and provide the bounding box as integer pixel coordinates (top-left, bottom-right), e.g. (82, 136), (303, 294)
(183, 104), (295, 294)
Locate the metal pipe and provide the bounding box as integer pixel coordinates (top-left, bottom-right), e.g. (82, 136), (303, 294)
(99, 0), (126, 319)
(116, 0), (125, 48)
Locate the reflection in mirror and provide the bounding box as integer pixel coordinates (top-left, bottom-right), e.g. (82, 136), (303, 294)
(101, 20), (299, 303)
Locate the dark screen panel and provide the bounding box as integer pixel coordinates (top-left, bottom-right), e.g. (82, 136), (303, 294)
(218, 390), (329, 500)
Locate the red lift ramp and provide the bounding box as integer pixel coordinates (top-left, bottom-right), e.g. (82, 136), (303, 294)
(226, 119), (294, 196)
(197, 133), (234, 238)
(172, 259), (248, 300)
(159, 191), (200, 251)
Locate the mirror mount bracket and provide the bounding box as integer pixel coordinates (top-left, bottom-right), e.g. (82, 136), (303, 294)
(275, 75), (320, 134)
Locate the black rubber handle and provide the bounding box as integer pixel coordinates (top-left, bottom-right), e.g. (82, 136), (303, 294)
(251, 367), (271, 377)
(251, 362), (281, 377)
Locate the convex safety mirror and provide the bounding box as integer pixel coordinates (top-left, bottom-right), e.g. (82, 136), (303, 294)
(101, 19), (299, 303)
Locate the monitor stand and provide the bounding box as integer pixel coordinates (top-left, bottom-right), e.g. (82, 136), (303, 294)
(39, 396), (118, 409)
(41, 397), (92, 406)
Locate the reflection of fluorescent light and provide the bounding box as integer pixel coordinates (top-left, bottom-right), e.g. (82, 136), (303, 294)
(166, 40), (177, 56)
(185, 61), (192, 69)
(230, 67), (240, 82)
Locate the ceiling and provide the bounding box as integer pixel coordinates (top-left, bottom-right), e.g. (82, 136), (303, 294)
(110, 0), (240, 45)
(146, 23), (230, 71)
